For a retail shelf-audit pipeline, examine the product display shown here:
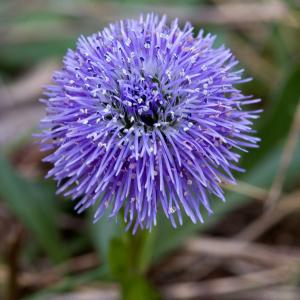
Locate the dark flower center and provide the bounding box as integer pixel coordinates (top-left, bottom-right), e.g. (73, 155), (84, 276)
(117, 74), (167, 127)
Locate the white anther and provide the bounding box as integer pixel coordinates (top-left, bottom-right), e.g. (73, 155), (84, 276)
(129, 163), (136, 169)
(201, 64), (207, 71)
(186, 75), (192, 84)
(169, 207), (176, 214)
(80, 108), (88, 114)
(125, 38), (131, 46)
(105, 54), (111, 62)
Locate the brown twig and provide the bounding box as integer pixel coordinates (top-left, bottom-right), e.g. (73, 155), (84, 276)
(226, 286), (300, 300)
(162, 265), (297, 300)
(236, 100), (300, 241)
(0, 60), (59, 111)
(0, 252), (99, 289)
(19, 252), (99, 288)
(1, 0), (294, 34)
(0, 105), (44, 146)
(45, 288), (119, 300)
(228, 33), (278, 86)
(5, 225), (24, 300)
(236, 189), (300, 240)
(167, 189), (300, 280)
(0, 60), (59, 145)
(184, 235), (300, 267)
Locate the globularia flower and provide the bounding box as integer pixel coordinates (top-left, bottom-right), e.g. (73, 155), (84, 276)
(39, 14), (260, 232)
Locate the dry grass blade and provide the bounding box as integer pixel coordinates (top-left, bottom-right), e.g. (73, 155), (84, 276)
(173, 190), (300, 280)
(0, 105), (43, 145)
(0, 60), (59, 110)
(44, 288), (119, 300)
(222, 180), (268, 201)
(236, 189), (300, 240)
(162, 265), (297, 300)
(4, 225), (24, 300)
(0, 60), (60, 145)
(2, 0), (293, 29)
(21, 253), (99, 288)
(0, 253), (99, 289)
(216, 286), (300, 300)
(184, 236), (300, 266)
(228, 34), (277, 86)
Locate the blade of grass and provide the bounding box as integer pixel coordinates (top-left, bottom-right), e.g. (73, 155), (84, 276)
(88, 209), (123, 267)
(244, 65), (300, 169)
(0, 153), (68, 263)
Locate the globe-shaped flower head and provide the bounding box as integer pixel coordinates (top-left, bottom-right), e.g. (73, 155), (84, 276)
(39, 14), (260, 232)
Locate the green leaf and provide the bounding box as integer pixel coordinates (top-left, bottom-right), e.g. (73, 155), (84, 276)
(0, 153), (67, 263)
(89, 208), (123, 266)
(90, 205), (155, 273)
(0, 39), (75, 68)
(137, 230), (157, 273)
(244, 65), (300, 169)
(108, 237), (128, 279)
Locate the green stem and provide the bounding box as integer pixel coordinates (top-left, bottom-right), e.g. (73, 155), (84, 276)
(108, 222), (159, 300)
(127, 229), (155, 274)
(122, 230), (159, 300)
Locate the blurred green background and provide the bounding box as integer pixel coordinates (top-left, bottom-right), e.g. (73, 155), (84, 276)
(1, 0), (300, 299)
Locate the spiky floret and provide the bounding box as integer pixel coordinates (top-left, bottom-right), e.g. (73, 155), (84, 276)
(39, 14), (260, 232)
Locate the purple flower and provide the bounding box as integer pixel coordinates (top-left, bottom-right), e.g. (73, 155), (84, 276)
(39, 14), (260, 232)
